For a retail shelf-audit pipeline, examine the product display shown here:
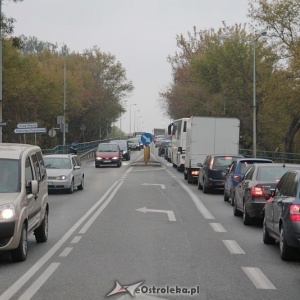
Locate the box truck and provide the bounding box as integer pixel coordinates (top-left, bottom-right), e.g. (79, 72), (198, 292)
(184, 116), (240, 183)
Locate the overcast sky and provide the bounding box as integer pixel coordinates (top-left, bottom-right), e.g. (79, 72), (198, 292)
(3, 0), (250, 135)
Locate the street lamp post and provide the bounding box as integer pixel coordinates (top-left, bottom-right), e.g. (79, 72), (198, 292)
(252, 30), (267, 158)
(134, 109), (140, 133)
(63, 56), (66, 146)
(129, 104), (136, 135)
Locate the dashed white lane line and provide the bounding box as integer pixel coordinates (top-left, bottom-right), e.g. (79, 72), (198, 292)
(210, 223), (227, 232)
(223, 240), (246, 254)
(242, 267), (276, 289)
(59, 247), (73, 257)
(71, 236), (82, 244)
(18, 263), (60, 300)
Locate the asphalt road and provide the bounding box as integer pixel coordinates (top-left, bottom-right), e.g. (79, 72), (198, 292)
(0, 146), (299, 300)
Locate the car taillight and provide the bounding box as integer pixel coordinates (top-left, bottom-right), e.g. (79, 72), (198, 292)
(289, 204), (300, 221)
(250, 186), (264, 197)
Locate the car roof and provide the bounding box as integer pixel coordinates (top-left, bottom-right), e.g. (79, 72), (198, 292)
(209, 154), (244, 158)
(0, 143), (41, 159)
(236, 158), (273, 163)
(252, 163), (300, 168)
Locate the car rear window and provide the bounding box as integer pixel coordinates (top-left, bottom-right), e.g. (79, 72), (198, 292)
(238, 160), (272, 174)
(213, 156), (238, 167)
(257, 166), (300, 182)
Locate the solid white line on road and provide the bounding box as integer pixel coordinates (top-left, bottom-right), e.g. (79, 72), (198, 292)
(242, 267), (276, 289)
(175, 178), (215, 219)
(0, 180), (122, 300)
(18, 263), (60, 300)
(79, 181), (124, 234)
(136, 207), (176, 222)
(71, 236), (82, 244)
(223, 240), (246, 254)
(210, 223), (227, 232)
(59, 247), (73, 257)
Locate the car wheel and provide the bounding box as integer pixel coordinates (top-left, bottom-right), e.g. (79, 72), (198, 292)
(280, 226), (295, 261)
(203, 179), (209, 194)
(11, 223), (28, 262)
(242, 202), (251, 225)
(224, 190), (229, 202)
(233, 196), (241, 216)
(172, 163), (176, 168)
(35, 210), (49, 243)
(262, 215), (275, 244)
(68, 179), (74, 194)
(78, 176), (84, 190)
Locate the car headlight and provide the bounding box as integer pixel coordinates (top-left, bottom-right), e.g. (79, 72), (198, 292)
(56, 175), (67, 180)
(96, 157), (103, 160)
(112, 157), (119, 160)
(0, 204), (15, 221)
(123, 150), (128, 154)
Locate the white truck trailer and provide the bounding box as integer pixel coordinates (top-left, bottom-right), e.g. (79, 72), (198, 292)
(184, 116), (240, 183)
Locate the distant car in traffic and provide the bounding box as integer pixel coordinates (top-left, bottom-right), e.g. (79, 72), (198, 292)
(110, 140), (131, 161)
(224, 158), (273, 205)
(158, 140), (171, 156)
(263, 169), (300, 260)
(44, 154), (84, 193)
(233, 163), (300, 225)
(197, 154), (244, 193)
(95, 143), (122, 167)
(154, 135), (166, 148)
(128, 138), (142, 150)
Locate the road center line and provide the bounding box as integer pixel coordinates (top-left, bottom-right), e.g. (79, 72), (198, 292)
(242, 267), (276, 289)
(18, 263), (60, 300)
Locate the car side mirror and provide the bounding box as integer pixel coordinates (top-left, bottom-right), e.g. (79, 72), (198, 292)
(26, 180), (39, 195)
(197, 162), (203, 167)
(178, 147), (182, 154)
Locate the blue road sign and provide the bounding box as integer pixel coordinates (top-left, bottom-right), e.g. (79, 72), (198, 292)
(141, 133), (153, 145)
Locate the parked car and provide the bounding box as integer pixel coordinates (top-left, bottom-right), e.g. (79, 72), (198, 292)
(110, 140), (131, 161)
(197, 154), (244, 193)
(95, 143), (122, 167)
(263, 169), (300, 260)
(128, 138), (142, 150)
(44, 154), (85, 193)
(233, 163), (300, 226)
(224, 158), (273, 204)
(0, 143), (49, 262)
(158, 140), (171, 156)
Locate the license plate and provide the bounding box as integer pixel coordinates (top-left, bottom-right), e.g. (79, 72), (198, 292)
(103, 160), (111, 163)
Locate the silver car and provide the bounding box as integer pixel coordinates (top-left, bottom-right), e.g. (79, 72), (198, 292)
(44, 154), (84, 193)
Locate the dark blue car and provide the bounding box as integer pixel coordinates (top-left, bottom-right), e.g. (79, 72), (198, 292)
(223, 158), (273, 204)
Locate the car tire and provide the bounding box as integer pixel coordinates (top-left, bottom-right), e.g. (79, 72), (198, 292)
(68, 179), (74, 194)
(11, 223), (28, 262)
(233, 196), (241, 216)
(78, 176), (84, 190)
(280, 226), (295, 261)
(224, 190), (229, 202)
(262, 215), (275, 244)
(242, 202), (251, 225)
(203, 179), (209, 194)
(34, 210), (49, 243)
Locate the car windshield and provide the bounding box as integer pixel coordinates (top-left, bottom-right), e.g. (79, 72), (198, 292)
(97, 144), (119, 152)
(44, 157), (72, 169)
(128, 138), (139, 143)
(0, 159), (19, 193)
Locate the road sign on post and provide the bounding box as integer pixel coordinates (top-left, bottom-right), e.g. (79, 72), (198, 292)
(17, 122), (38, 129)
(14, 128), (46, 134)
(141, 133), (153, 146)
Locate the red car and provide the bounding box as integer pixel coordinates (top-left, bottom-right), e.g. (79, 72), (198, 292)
(95, 143), (122, 167)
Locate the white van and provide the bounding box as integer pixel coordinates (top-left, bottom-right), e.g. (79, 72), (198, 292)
(0, 143), (49, 262)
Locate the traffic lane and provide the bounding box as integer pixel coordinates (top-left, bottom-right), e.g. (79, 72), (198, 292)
(0, 156), (136, 297)
(18, 165), (280, 300)
(156, 156), (300, 298)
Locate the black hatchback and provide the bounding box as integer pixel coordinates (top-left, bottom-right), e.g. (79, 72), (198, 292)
(197, 154), (244, 193)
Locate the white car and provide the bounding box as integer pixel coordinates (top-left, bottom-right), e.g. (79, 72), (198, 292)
(44, 154), (84, 193)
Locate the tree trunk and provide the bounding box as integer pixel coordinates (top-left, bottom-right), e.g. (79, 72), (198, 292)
(284, 116), (300, 162)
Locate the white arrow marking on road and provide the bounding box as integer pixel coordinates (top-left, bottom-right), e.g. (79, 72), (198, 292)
(141, 183), (166, 189)
(136, 207), (176, 221)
